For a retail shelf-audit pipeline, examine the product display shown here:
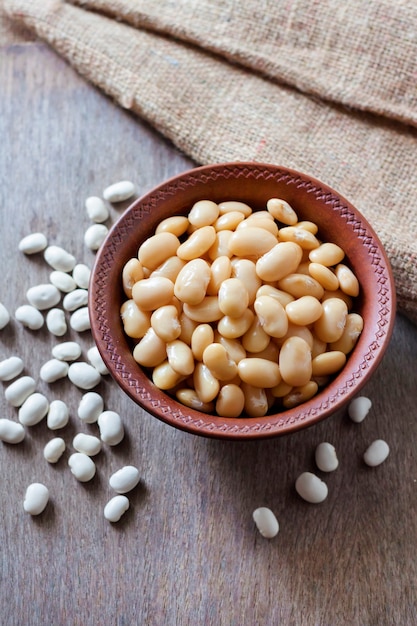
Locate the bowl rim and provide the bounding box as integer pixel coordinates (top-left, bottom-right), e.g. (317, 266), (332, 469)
(89, 161), (396, 440)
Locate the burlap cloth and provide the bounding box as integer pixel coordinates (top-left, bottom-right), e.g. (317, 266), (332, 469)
(3, 0), (417, 324)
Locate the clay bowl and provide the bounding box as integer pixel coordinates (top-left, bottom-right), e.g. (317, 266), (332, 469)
(89, 162), (396, 440)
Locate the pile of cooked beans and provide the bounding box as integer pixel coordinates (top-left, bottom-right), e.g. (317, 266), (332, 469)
(120, 198), (363, 418)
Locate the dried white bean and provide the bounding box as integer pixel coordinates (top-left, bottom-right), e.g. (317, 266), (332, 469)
(63, 289), (88, 311)
(348, 396), (372, 423)
(103, 180), (136, 203)
(15, 305), (44, 330)
(85, 196), (109, 223)
(52, 341), (82, 362)
(73, 433), (102, 456)
(0, 419), (25, 444)
(363, 439), (390, 467)
(104, 495), (129, 522)
(43, 437), (66, 463)
(68, 362), (101, 390)
(87, 346), (109, 375)
(47, 399), (69, 430)
(18, 232), (48, 254)
(295, 472), (328, 503)
(46, 308), (67, 336)
(315, 442), (339, 472)
(98, 410), (124, 445)
(0, 356), (24, 381)
(69, 307), (91, 332)
(68, 452), (96, 482)
(0, 302), (10, 329)
(44, 245), (76, 272)
(5, 376), (36, 407)
(109, 466), (140, 494)
(23, 483), (49, 515)
(252, 507), (279, 539)
(84, 224), (108, 251)
(72, 264), (91, 289)
(40, 358), (69, 383)
(77, 392), (104, 423)
(49, 271), (77, 293)
(18, 393), (49, 426)
(26, 284), (61, 310)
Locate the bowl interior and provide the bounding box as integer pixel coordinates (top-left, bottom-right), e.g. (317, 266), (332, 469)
(89, 162), (396, 439)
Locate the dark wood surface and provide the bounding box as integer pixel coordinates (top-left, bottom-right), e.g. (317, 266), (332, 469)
(1, 38), (416, 626)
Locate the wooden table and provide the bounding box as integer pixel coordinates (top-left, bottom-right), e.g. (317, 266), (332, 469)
(1, 28), (416, 626)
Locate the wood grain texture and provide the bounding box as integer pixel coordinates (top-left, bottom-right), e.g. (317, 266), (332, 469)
(0, 42), (416, 626)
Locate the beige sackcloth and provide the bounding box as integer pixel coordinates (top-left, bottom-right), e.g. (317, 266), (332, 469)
(3, 0), (417, 324)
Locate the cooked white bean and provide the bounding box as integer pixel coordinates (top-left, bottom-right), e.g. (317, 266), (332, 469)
(228, 227), (277, 258)
(40, 358), (69, 383)
(252, 507), (279, 538)
(215, 384), (245, 417)
(104, 495), (129, 522)
(266, 197), (298, 225)
(109, 466), (140, 494)
(103, 180), (136, 203)
(335, 264), (360, 297)
(84, 224), (109, 250)
(68, 452), (96, 482)
(295, 472), (328, 503)
(72, 264), (91, 289)
(177, 226), (217, 260)
(49, 271), (77, 293)
(44, 245), (76, 272)
(5, 376), (36, 407)
(363, 439), (390, 467)
(309, 242), (345, 266)
(18, 232), (48, 254)
(15, 305), (44, 330)
(315, 442), (339, 472)
(69, 307), (91, 332)
(348, 396), (372, 423)
(85, 196), (109, 223)
(0, 302), (10, 329)
(0, 356), (24, 381)
(256, 241), (303, 282)
(63, 289), (88, 311)
(46, 399), (69, 430)
(188, 199), (219, 227)
(133, 327), (167, 367)
(52, 341), (82, 362)
(43, 437), (66, 463)
(175, 388), (214, 413)
(132, 276), (174, 311)
(18, 393), (49, 426)
(218, 278), (249, 317)
(279, 336), (312, 387)
(150, 305), (181, 342)
(77, 391), (104, 423)
(237, 357), (281, 388)
(241, 382), (269, 417)
(193, 362), (220, 403)
(26, 283), (61, 310)
(0, 418), (25, 444)
(218, 200), (253, 217)
(46, 308), (67, 336)
(87, 346), (109, 375)
(73, 433), (102, 456)
(23, 483), (49, 515)
(98, 410), (124, 445)
(174, 259), (211, 305)
(68, 362), (101, 389)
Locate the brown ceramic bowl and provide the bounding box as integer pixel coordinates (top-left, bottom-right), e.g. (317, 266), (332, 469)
(89, 162), (396, 440)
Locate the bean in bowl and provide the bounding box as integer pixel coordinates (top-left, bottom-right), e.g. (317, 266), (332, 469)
(120, 196), (363, 418)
